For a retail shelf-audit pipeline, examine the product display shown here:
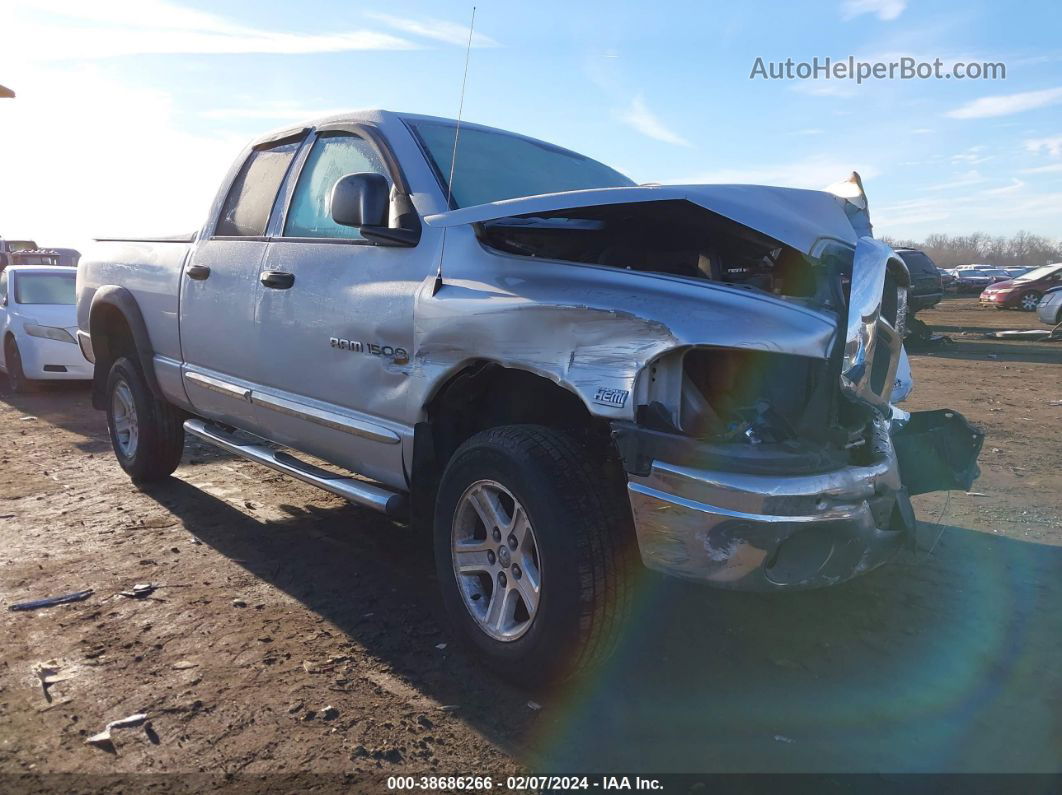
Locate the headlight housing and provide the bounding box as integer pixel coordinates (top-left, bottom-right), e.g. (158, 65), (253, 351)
(24, 323), (76, 344)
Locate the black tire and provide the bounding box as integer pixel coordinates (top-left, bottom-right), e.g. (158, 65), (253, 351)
(4, 336), (35, 393)
(1019, 291), (1041, 312)
(105, 356), (185, 482)
(434, 424), (634, 685)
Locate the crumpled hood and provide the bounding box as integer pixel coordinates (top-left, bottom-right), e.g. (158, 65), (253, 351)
(424, 184), (862, 255)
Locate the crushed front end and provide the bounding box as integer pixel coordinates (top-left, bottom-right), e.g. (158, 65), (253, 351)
(614, 237), (984, 590)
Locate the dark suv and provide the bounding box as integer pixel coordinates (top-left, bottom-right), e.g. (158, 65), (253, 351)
(894, 248), (944, 311)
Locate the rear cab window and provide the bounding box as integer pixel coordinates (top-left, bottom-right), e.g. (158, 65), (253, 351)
(897, 250), (938, 277)
(215, 139), (302, 237)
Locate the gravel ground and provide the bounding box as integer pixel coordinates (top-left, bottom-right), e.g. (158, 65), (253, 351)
(1, 296), (1059, 788)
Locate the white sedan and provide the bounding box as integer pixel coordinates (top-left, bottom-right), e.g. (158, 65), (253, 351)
(0, 266), (92, 391)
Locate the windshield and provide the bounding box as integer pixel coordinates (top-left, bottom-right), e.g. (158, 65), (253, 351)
(14, 273), (76, 305)
(1016, 263), (1061, 281)
(408, 120), (635, 209)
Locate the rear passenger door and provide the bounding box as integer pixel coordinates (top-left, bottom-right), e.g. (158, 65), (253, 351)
(252, 127), (426, 489)
(180, 134), (305, 431)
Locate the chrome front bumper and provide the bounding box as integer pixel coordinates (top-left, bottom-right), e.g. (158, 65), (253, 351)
(626, 439), (907, 590)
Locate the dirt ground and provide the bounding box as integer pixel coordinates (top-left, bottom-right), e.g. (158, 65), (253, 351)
(1, 296), (1059, 788)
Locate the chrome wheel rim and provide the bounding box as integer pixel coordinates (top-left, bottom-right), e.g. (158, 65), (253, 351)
(1021, 293), (1039, 311)
(111, 379), (139, 459)
(451, 479), (542, 642)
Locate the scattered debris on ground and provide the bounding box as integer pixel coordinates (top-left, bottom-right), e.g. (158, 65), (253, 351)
(84, 714), (151, 752)
(8, 589), (93, 612)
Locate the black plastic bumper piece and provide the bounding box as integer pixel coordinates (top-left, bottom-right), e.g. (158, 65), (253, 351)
(893, 409), (984, 495)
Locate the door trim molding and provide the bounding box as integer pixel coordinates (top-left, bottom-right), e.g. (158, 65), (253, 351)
(251, 390), (400, 445)
(184, 370), (251, 401)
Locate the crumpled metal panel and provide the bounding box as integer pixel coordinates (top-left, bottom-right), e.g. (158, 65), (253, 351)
(424, 184), (861, 255)
(412, 226), (840, 421)
(841, 237), (909, 412)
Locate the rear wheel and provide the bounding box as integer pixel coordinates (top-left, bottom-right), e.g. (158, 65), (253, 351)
(105, 357), (185, 482)
(1019, 291), (1041, 311)
(4, 337), (35, 393)
(434, 425), (634, 685)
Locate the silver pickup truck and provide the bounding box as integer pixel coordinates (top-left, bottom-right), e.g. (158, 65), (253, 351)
(77, 110), (982, 683)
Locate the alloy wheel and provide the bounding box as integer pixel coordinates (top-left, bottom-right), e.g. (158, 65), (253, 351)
(111, 378), (139, 459)
(451, 479), (542, 642)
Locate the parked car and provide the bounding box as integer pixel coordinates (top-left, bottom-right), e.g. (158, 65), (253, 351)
(0, 266), (93, 391)
(979, 263), (1062, 311)
(954, 267), (1010, 292)
(893, 248), (943, 311)
(76, 110), (982, 682)
(1003, 266), (1034, 279)
(1035, 286), (1062, 325)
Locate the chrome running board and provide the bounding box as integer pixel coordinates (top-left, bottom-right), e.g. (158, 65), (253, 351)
(184, 419), (407, 517)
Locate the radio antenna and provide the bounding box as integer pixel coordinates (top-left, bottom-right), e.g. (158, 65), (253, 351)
(433, 5), (476, 296)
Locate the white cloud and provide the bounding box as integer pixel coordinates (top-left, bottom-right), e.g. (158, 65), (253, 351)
(950, 146), (992, 165)
(841, 0), (907, 21)
(671, 155), (881, 188)
(1025, 135), (1062, 157)
(791, 82), (858, 98)
(981, 178), (1025, 196)
(200, 106), (351, 121)
(618, 95), (690, 147)
(365, 11), (499, 48)
(924, 171), (986, 191)
(1022, 163), (1062, 175)
(2, 0), (416, 62)
(946, 87), (1062, 119)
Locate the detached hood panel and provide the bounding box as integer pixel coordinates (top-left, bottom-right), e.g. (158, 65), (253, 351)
(424, 184), (861, 255)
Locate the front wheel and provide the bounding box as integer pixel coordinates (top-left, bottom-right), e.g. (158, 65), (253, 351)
(4, 337), (36, 393)
(1019, 291), (1041, 311)
(106, 357), (185, 482)
(434, 425), (634, 685)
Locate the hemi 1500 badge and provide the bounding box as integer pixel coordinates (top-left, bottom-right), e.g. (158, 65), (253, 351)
(594, 387), (629, 408)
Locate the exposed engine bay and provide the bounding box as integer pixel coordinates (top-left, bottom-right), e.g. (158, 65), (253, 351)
(477, 200), (878, 461)
(477, 199), (842, 307)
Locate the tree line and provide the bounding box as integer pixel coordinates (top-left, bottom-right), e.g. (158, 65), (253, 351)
(881, 231), (1062, 269)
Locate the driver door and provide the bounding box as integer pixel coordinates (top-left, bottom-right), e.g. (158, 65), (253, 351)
(252, 127), (426, 489)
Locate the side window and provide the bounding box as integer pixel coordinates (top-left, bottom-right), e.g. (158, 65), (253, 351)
(0, 271), (7, 305)
(215, 139), (301, 237)
(284, 134), (391, 239)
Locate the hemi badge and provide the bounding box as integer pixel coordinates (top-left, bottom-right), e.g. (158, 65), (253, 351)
(594, 387), (629, 408)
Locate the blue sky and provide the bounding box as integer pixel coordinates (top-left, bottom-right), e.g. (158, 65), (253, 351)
(1, 0), (1060, 248)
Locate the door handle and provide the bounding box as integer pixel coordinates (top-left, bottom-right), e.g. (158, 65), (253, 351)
(187, 265), (211, 281)
(260, 271), (295, 290)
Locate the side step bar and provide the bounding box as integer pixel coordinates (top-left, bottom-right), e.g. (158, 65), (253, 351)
(184, 419), (407, 518)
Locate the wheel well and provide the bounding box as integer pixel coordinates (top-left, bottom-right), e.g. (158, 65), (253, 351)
(89, 304), (137, 408)
(410, 362), (625, 529)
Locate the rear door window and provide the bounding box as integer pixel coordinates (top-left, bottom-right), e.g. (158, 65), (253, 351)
(283, 133), (391, 240)
(898, 251), (937, 277)
(215, 139), (302, 237)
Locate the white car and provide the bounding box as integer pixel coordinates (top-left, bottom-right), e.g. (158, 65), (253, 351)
(0, 266), (92, 391)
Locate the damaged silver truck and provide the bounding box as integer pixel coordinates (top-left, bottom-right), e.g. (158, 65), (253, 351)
(76, 111), (982, 683)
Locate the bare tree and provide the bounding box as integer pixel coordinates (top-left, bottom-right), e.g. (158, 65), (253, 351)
(886, 231), (1062, 268)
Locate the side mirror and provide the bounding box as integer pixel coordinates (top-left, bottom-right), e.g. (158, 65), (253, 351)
(330, 172), (389, 229)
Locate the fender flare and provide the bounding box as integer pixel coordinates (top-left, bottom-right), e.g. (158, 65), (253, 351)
(88, 286), (162, 408)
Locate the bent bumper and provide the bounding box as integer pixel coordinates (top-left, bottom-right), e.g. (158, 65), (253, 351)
(620, 409), (982, 590)
(626, 445), (907, 590)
